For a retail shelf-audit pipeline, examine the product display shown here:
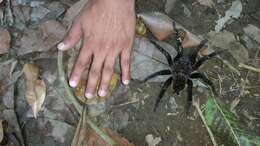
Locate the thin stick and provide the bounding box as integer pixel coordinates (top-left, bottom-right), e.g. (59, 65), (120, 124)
(239, 63), (260, 73)
(194, 101), (218, 146)
(57, 51), (117, 146)
(57, 51), (82, 113)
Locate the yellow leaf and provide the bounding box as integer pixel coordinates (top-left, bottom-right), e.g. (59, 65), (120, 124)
(136, 17), (147, 36)
(23, 63), (46, 118)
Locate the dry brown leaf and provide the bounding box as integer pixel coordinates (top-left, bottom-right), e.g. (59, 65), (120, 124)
(72, 107), (133, 146)
(39, 20), (66, 42)
(181, 31), (203, 49)
(137, 12), (207, 51)
(23, 63), (46, 118)
(18, 20), (65, 55)
(0, 27), (11, 54)
(138, 12), (174, 41)
(74, 127), (133, 146)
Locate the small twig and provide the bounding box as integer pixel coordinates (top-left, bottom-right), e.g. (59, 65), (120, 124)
(217, 74), (223, 95)
(57, 51), (117, 146)
(194, 100), (218, 146)
(57, 51), (82, 113)
(218, 56), (241, 76)
(239, 63), (260, 73)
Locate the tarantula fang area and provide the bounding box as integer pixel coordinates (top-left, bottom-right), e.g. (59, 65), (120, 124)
(144, 30), (226, 112)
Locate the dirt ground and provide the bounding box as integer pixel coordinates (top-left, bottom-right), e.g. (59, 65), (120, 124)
(0, 0), (260, 146)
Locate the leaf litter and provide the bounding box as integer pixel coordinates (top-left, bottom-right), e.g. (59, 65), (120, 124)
(23, 63), (46, 118)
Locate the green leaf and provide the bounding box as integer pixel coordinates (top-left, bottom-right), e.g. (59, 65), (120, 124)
(203, 97), (260, 146)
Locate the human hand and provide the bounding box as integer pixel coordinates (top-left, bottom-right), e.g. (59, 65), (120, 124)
(57, 0), (136, 99)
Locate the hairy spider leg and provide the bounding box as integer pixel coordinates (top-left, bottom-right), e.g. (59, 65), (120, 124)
(153, 77), (173, 111)
(150, 40), (173, 66)
(186, 79), (193, 113)
(190, 72), (217, 96)
(143, 69), (171, 82)
(173, 31), (184, 62)
(189, 39), (208, 65)
(192, 49), (226, 70)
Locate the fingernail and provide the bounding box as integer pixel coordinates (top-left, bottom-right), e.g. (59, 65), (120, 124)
(69, 80), (77, 88)
(98, 90), (107, 97)
(85, 92), (93, 99)
(122, 80), (130, 85)
(57, 42), (65, 50)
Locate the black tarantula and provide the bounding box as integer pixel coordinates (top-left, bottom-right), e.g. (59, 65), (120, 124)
(144, 29), (225, 112)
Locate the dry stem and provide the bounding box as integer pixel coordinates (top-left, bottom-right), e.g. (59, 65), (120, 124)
(239, 63), (260, 73)
(194, 101), (218, 146)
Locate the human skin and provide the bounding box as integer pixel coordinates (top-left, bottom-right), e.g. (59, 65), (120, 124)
(57, 0), (136, 98)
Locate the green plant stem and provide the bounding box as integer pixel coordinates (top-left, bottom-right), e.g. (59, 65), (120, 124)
(194, 101), (217, 146)
(57, 51), (117, 146)
(57, 51), (82, 113)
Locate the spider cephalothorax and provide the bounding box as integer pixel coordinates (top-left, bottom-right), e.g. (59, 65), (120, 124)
(144, 29), (225, 112)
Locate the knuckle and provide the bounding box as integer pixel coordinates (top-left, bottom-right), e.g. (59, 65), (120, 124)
(104, 64), (114, 74)
(89, 68), (100, 78)
(122, 57), (130, 66)
(76, 60), (86, 68)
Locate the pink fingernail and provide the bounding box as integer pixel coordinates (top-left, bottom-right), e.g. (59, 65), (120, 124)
(69, 80), (77, 88)
(85, 92), (93, 99)
(123, 80), (130, 85)
(57, 42), (65, 50)
(98, 90), (107, 97)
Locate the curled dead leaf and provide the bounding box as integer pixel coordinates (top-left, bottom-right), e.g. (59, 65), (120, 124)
(85, 128), (133, 146)
(138, 12), (174, 41)
(0, 27), (11, 54)
(136, 17), (147, 36)
(23, 63), (46, 118)
(137, 12), (208, 52)
(73, 123), (133, 146)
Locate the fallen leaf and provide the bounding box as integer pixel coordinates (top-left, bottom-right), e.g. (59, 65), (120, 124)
(138, 12), (174, 41)
(72, 107), (133, 146)
(23, 63), (46, 118)
(195, 0), (215, 8)
(243, 24), (260, 44)
(0, 27), (11, 54)
(136, 17), (147, 36)
(215, 0), (242, 32)
(137, 12), (205, 49)
(165, 0), (178, 14)
(39, 20), (66, 42)
(17, 20), (65, 55)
